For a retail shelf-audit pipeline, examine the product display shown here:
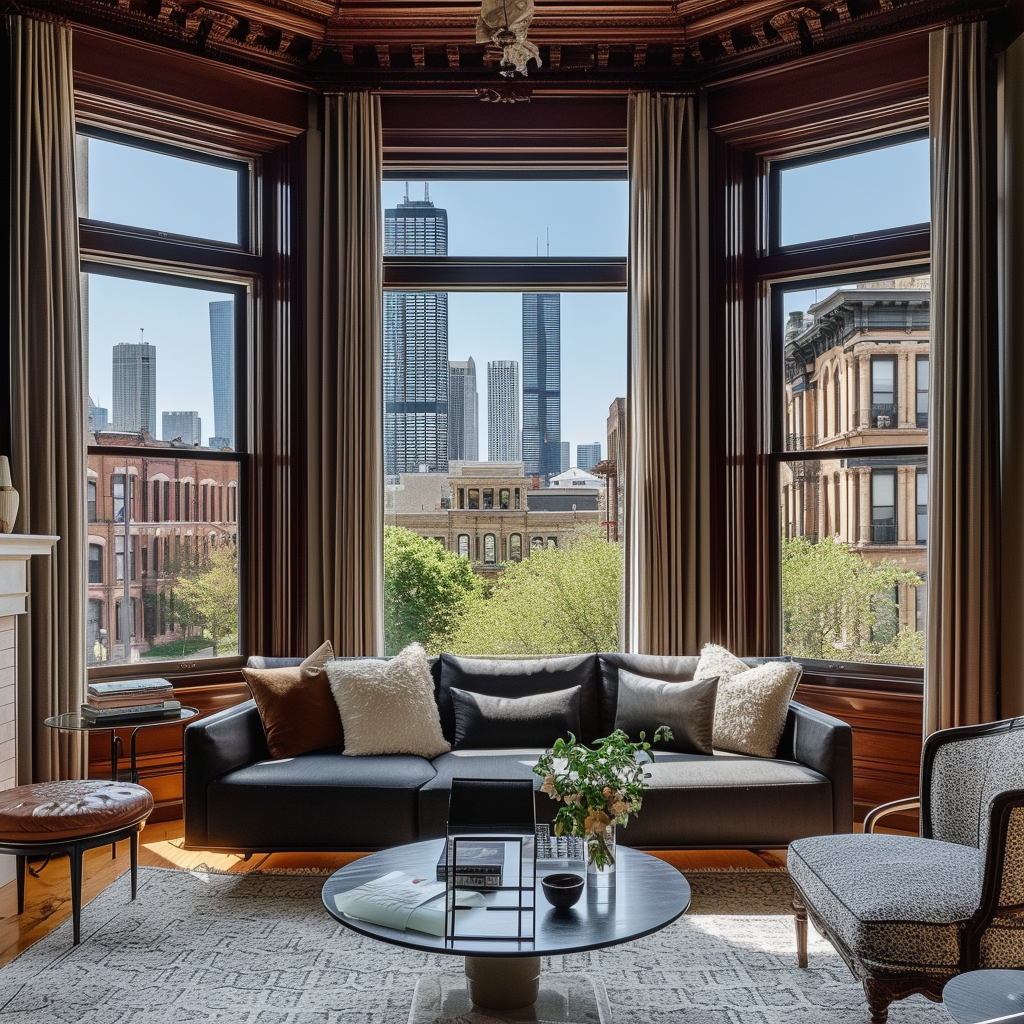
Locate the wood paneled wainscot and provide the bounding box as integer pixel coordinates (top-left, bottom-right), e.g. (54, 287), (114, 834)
(0, 535), (58, 882)
(797, 680), (924, 832)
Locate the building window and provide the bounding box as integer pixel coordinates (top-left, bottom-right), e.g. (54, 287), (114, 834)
(871, 471), (897, 543)
(916, 470), (928, 543)
(88, 544), (103, 584)
(87, 480), (97, 522)
(484, 534), (496, 564)
(871, 358), (897, 429)
(468, 488), (480, 510)
(482, 489), (494, 510)
(458, 534), (470, 559)
(917, 355), (929, 428)
(509, 534), (522, 561)
(532, 536), (544, 550)
(833, 366), (842, 436)
(499, 488), (510, 510)
(547, 537), (557, 549)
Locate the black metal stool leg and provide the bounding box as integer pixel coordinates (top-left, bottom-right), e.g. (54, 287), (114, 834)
(69, 844), (83, 945)
(15, 855), (25, 914)
(130, 830), (139, 900)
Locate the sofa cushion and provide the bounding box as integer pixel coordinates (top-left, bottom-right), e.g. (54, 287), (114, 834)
(616, 751), (834, 847)
(789, 833), (983, 972)
(206, 751), (437, 850)
(451, 685), (581, 750)
(597, 654), (701, 736)
(614, 669), (718, 755)
(327, 643), (450, 758)
(695, 644), (802, 758)
(419, 749), (553, 838)
(242, 648), (345, 759)
(438, 653), (601, 745)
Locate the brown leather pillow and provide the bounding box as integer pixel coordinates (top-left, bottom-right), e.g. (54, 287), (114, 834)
(243, 664), (344, 759)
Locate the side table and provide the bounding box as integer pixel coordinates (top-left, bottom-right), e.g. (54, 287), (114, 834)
(943, 970), (1024, 1024)
(44, 707), (199, 784)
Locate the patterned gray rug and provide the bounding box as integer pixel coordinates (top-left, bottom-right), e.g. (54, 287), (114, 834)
(0, 867), (947, 1023)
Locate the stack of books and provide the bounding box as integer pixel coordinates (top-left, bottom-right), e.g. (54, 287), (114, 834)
(82, 679), (180, 724)
(436, 839), (506, 889)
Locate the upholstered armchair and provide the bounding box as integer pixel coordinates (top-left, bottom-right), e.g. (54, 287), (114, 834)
(788, 716), (1024, 1024)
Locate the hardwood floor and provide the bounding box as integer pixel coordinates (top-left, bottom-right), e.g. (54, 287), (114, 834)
(0, 819), (786, 969)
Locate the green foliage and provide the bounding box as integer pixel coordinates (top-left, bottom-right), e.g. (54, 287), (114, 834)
(383, 526), (484, 656)
(142, 636), (213, 660)
(781, 535), (923, 665)
(533, 728), (671, 868)
(447, 526), (622, 656)
(170, 545), (239, 657)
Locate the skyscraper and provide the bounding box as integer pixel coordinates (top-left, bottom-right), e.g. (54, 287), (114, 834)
(209, 300), (234, 449)
(487, 360), (521, 461)
(559, 441), (570, 473)
(88, 397), (108, 434)
(162, 411), (202, 446)
(577, 443), (602, 472)
(448, 357), (479, 462)
(522, 293), (561, 483)
(384, 187), (449, 478)
(112, 341), (156, 436)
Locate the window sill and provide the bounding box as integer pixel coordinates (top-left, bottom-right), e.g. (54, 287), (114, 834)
(794, 658), (923, 694)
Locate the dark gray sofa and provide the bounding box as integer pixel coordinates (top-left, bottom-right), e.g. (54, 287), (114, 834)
(183, 652), (853, 853)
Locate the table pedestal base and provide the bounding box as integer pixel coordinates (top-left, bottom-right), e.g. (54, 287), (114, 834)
(409, 971), (610, 1024)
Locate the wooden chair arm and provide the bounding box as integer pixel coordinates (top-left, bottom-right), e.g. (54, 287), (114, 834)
(863, 797), (920, 834)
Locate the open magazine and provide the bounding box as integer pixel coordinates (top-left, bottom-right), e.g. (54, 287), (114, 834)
(333, 870), (485, 936)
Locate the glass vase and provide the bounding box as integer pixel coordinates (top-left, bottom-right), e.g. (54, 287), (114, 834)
(585, 823), (616, 883)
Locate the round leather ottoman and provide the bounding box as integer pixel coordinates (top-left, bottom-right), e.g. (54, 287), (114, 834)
(0, 780), (153, 944)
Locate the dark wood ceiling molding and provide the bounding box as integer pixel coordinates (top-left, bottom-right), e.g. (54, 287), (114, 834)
(72, 24), (310, 156)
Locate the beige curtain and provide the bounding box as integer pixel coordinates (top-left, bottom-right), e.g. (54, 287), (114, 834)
(309, 93), (384, 656)
(8, 15), (86, 781)
(626, 92), (711, 655)
(926, 22), (1001, 732)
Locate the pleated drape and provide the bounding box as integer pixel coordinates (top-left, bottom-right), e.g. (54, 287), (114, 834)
(8, 15), (86, 781)
(926, 22), (1001, 732)
(626, 93), (711, 655)
(311, 93), (384, 656)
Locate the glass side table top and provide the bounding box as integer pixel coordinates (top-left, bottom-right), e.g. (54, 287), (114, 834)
(45, 707), (199, 731)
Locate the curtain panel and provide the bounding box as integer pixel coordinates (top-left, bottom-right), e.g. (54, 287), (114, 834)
(626, 93), (712, 655)
(926, 22), (1001, 732)
(8, 14), (86, 781)
(310, 93), (384, 656)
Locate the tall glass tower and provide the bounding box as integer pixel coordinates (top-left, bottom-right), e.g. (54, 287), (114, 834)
(208, 300), (235, 449)
(112, 341), (156, 436)
(384, 186), (449, 478)
(487, 359), (521, 461)
(522, 293), (561, 483)
(448, 357), (479, 462)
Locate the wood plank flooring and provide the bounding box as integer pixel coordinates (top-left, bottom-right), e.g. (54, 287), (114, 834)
(0, 819), (786, 969)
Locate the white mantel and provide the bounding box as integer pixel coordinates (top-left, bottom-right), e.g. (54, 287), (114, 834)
(0, 534), (57, 888)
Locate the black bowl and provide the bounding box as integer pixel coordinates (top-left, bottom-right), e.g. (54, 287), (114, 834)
(541, 872), (585, 909)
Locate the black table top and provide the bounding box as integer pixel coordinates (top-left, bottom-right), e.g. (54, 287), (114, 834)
(44, 708), (199, 731)
(322, 838), (691, 958)
(944, 970), (1024, 1024)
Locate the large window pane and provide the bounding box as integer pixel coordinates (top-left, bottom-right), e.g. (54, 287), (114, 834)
(78, 134), (242, 244)
(778, 137), (929, 247)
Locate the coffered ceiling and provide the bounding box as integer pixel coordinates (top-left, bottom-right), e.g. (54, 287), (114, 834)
(29, 0), (997, 84)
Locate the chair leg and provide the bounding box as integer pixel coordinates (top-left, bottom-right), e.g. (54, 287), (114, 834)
(863, 979), (892, 1024)
(69, 845), (83, 946)
(130, 830), (139, 900)
(793, 899), (808, 968)
(15, 855), (25, 915)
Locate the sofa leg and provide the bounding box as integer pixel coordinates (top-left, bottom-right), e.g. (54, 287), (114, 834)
(793, 899), (808, 968)
(864, 980), (891, 1024)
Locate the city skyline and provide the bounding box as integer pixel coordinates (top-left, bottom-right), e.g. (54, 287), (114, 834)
(111, 340), (156, 435)
(522, 292), (562, 482)
(448, 358), (479, 462)
(487, 360), (521, 462)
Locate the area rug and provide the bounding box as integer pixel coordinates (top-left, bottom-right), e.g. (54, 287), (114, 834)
(0, 867), (947, 1024)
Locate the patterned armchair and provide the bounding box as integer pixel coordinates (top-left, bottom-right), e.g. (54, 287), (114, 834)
(788, 716), (1024, 1024)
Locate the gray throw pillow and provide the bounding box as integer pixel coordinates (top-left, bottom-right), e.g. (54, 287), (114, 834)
(451, 685), (582, 750)
(613, 669), (719, 755)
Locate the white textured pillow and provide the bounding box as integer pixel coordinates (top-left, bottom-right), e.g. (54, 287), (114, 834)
(326, 643), (450, 758)
(695, 644), (801, 758)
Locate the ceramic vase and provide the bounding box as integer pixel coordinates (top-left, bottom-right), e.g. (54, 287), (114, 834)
(0, 458), (18, 534)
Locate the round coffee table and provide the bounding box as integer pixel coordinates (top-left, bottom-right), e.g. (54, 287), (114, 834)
(322, 838), (690, 1022)
(944, 970), (1024, 1024)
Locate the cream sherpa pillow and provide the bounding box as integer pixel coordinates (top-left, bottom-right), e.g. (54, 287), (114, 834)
(694, 644), (801, 758)
(326, 643), (450, 758)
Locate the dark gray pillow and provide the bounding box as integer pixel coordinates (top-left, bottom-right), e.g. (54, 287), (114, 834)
(613, 669), (719, 755)
(451, 685), (582, 750)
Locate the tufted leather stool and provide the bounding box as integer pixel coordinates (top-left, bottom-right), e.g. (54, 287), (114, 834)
(0, 780), (153, 944)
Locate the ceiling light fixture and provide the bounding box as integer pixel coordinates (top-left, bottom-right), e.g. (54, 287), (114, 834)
(476, 0), (542, 77)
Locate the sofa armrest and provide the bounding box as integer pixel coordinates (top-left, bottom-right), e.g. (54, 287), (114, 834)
(778, 700), (854, 835)
(183, 699), (268, 850)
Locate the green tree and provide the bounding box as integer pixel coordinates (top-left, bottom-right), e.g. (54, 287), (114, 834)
(384, 526), (484, 655)
(448, 526), (622, 656)
(172, 545), (239, 656)
(781, 535), (923, 665)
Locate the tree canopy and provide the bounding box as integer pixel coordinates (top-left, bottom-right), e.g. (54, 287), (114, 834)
(171, 544), (239, 656)
(383, 526), (484, 655)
